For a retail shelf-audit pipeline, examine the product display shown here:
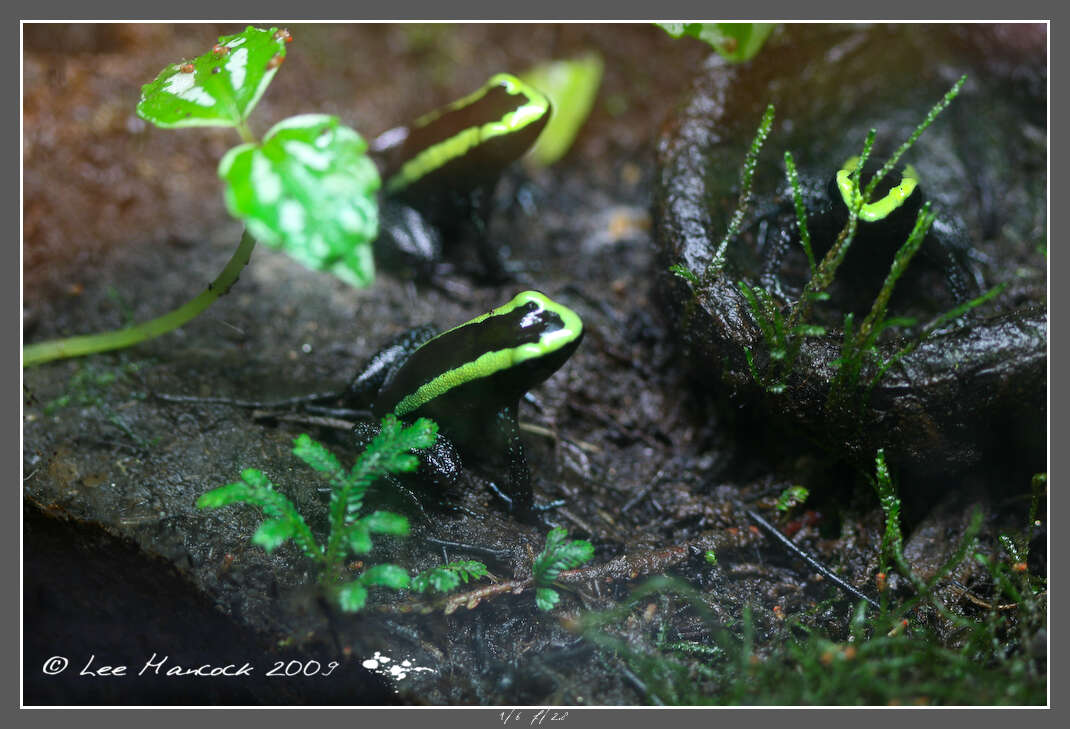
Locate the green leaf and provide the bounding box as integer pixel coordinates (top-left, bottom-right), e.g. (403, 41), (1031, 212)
(353, 416), (438, 481)
(196, 480), (254, 508)
(336, 582), (369, 612)
(362, 511), (410, 536)
(359, 564), (411, 590)
(252, 518), (294, 552)
(292, 433), (344, 474)
(656, 23), (774, 63)
(197, 469), (323, 561)
(389, 416), (440, 454)
(453, 560), (489, 582)
(535, 586), (561, 611)
(519, 53), (604, 166)
(218, 114), (381, 288)
(136, 26), (290, 129)
(411, 560), (489, 594)
(412, 567), (460, 594)
(533, 527), (595, 587)
(324, 416), (438, 567)
(346, 523), (372, 555)
(776, 485), (810, 513)
(669, 263), (700, 286)
(240, 468), (270, 489)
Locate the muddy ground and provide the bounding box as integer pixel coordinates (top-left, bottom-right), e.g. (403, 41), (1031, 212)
(22, 23), (1045, 705)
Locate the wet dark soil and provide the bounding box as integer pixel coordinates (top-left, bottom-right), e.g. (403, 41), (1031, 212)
(23, 24), (1046, 705)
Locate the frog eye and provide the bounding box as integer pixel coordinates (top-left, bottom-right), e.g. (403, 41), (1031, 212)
(835, 156), (920, 223)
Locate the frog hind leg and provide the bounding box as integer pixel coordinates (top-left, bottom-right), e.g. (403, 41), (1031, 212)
(352, 418), (463, 525)
(346, 324), (438, 408)
(374, 198), (445, 280)
(921, 220), (985, 304)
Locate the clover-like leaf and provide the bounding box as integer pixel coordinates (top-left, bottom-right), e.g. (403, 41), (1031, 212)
(656, 23), (774, 63)
(137, 26), (291, 129)
(218, 114), (381, 287)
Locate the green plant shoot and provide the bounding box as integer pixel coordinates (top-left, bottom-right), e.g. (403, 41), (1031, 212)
(25, 26), (382, 368)
(197, 416), (438, 612)
(706, 75), (996, 408)
(533, 527), (595, 610)
(411, 561), (490, 594)
(776, 485), (810, 513)
(704, 103), (775, 282)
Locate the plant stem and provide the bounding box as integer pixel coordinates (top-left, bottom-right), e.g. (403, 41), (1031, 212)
(855, 202), (935, 348)
(785, 129), (876, 335)
(784, 151), (815, 276)
(236, 118), (257, 145)
(23, 230), (257, 367)
(863, 75), (966, 203)
(702, 103), (775, 284)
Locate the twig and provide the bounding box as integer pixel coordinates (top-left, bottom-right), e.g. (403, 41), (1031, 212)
(422, 536), (513, 561)
(390, 531), (750, 616)
(947, 579), (1031, 612)
(250, 411), (356, 431)
(518, 421), (602, 454)
(746, 509), (879, 609)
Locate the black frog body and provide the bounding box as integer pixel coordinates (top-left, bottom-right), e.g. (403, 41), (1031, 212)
(370, 74), (552, 280)
(347, 290), (583, 517)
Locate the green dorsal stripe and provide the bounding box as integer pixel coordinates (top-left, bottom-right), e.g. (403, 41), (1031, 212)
(385, 73), (549, 194)
(836, 156), (919, 223)
(393, 291), (582, 417)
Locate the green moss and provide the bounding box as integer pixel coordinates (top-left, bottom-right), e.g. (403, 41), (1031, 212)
(573, 464), (1046, 705)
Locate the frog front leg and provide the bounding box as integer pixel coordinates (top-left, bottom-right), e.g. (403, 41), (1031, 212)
(921, 218), (985, 304)
(461, 181), (514, 284)
(428, 180), (513, 284)
(485, 404), (535, 518)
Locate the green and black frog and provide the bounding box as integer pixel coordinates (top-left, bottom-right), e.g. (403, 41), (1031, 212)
(744, 155), (983, 317)
(326, 290), (581, 522)
(369, 73), (551, 282)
